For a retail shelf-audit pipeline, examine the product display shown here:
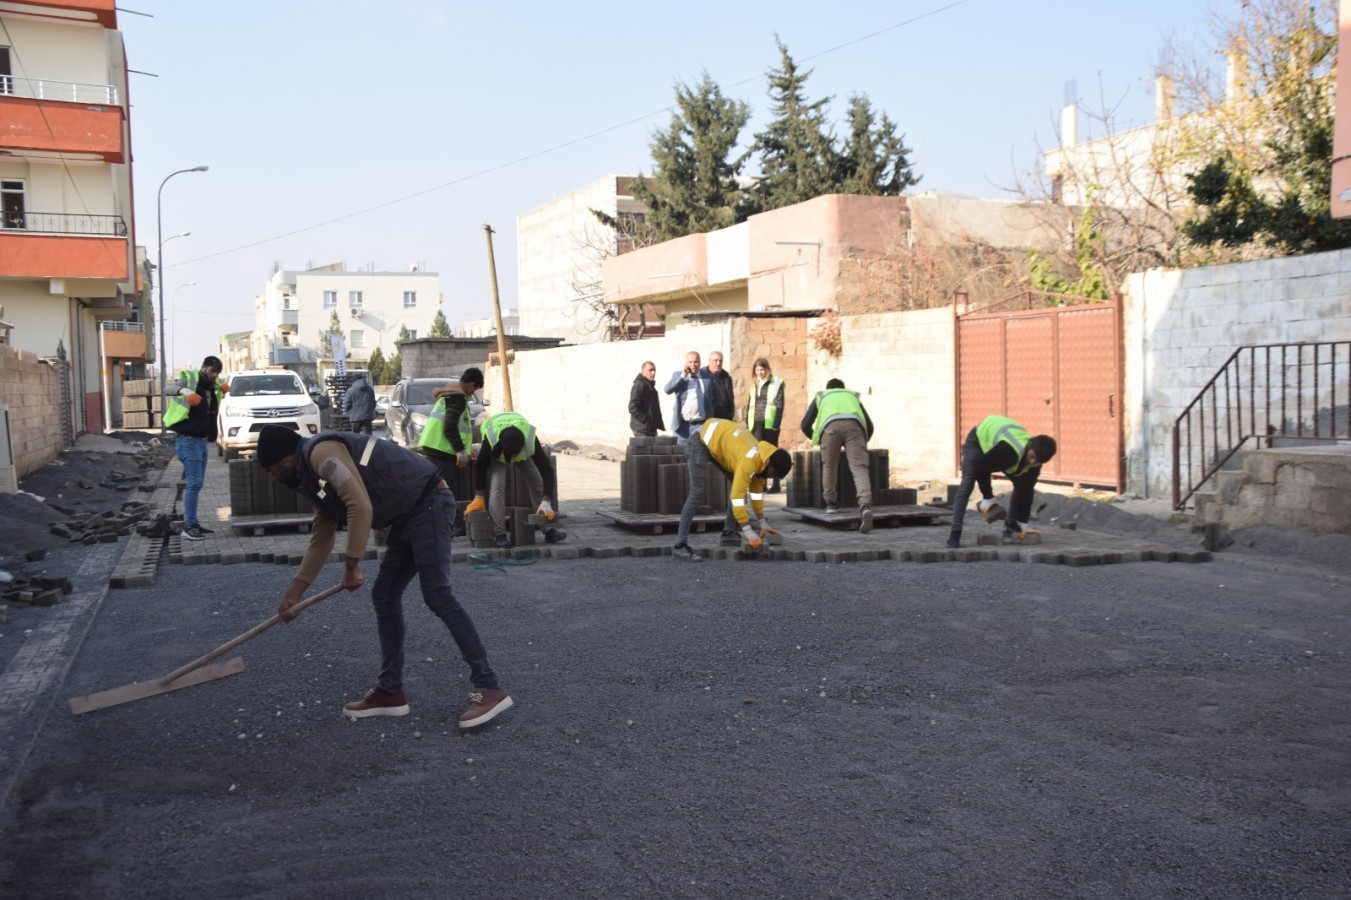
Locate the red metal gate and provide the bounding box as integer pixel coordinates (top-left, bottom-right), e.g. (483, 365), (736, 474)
(955, 291), (1123, 490)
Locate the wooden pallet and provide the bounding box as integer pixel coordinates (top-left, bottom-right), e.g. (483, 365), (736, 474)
(229, 513), (313, 536)
(783, 504), (950, 529)
(598, 510), (731, 535)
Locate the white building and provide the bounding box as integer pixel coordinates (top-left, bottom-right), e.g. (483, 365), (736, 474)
(458, 308), (518, 339)
(251, 262), (442, 369)
(516, 175), (649, 343)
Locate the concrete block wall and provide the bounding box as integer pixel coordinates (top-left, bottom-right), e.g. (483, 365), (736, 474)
(1123, 248), (1351, 500)
(480, 322), (733, 450)
(0, 344), (65, 477)
(806, 307), (956, 482)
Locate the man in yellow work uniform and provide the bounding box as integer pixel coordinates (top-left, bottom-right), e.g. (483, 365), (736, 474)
(164, 355), (226, 541)
(672, 418), (793, 562)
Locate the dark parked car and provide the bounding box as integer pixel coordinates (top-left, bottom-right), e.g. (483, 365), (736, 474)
(385, 377), (486, 448)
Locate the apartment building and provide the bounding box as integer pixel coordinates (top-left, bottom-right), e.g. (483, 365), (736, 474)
(0, 0), (140, 434)
(516, 175), (650, 343)
(250, 262), (442, 377)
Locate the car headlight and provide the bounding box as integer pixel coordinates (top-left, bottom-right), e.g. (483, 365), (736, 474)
(223, 406), (251, 419)
(304, 402), (319, 416)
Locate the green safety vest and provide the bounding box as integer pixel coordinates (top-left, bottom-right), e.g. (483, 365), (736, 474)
(483, 412), (536, 463)
(418, 394), (472, 456)
(162, 368), (221, 428)
(747, 376), (785, 430)
(976, 415), (1035, 477)
(810, 389), (864, 445)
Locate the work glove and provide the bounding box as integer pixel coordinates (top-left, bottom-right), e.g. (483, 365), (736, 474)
(537, 500), (555, 522)
(1004, 521), (1041, 541)
(741, 525), (762, 551)
(465, 495), (487, 515)
(455, 450), (470, 468)
(183, 392), (202, 407)
(219, 382), (231, 394)
(978, 498), (1005, 523)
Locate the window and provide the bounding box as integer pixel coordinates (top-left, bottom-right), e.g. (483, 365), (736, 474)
(323, 290), (337, 309)
(350, 330), (365, 348)
(1, 180), (25, 230)
(0, 48), (11, 96)
(405, 329), (417, 341)
(282, 294), (296, 310)
(349, 291), (363, 309)
(403, 291), (417, 309)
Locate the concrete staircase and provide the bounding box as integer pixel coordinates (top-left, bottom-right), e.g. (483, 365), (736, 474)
(1192, 444), (1351, 535)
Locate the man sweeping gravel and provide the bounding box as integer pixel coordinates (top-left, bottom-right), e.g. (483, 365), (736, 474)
(255, 424), (511, 729)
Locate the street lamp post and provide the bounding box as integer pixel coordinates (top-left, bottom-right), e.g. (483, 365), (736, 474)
(157, 165), (208, 434)
(169, 282), (197, 367)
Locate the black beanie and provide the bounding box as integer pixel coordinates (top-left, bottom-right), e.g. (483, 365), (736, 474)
(256, 424), (302, 468)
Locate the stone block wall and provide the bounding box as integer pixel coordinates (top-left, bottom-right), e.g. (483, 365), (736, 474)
(1123, 248), (1351, 500)
(0, 344), (65, 477)
(806, 307), (956, 482)
(1195, 446), (1351, 534)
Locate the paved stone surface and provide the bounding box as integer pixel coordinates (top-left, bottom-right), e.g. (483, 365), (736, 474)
(156, 450), (1217, 572)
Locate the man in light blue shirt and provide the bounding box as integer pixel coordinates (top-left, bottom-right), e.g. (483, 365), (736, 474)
(664, 351), (722, 444)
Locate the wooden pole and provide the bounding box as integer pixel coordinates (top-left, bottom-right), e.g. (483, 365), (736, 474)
(483, 224), (514, 412)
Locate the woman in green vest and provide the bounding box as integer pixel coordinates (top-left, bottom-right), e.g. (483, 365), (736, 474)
(746, 358), (786, 493)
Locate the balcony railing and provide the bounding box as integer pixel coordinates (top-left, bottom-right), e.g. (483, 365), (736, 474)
(0, 75), (121, 105)
(1, 211), (129, 236)
(100, 321), (146, 333)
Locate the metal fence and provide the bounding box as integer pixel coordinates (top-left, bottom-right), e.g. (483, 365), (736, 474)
(1172, 341), (1351, 509)
(1, 211), (128, 236)
(0, 75), (120, 105)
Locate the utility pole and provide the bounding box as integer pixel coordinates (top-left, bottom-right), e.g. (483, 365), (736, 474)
(483, 224), (514, 412)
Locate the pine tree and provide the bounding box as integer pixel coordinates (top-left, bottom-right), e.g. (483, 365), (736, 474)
(630, 73), (752, 241)
(836, 95), (920, 196)
(749, 38), (838, 213)
(367, 347), (387, 385)
(429, 310), (452, 337)
(317, 310), (343, 355)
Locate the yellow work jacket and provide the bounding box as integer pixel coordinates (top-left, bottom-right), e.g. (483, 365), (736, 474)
(699, 418), (778, 526)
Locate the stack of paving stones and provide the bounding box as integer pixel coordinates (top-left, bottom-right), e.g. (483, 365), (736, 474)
(228, 458), (305, 516)
(620, 435), (726, 516)
(786, 448), (909, 508)
(324, 373), (357, 431)
(118, 377), (161, 430)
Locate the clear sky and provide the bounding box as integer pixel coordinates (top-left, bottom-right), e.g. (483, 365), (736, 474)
(124, 0), (1220, 369)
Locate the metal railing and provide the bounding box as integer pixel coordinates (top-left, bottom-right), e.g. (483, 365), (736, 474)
(1172, 341), (1351, 509)
(99, 321), (146, 333)
(0, 211), (128, 236)
(0, 75), (121, 105)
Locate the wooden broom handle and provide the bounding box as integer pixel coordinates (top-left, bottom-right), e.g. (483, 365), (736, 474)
(158, 583), (345, 687)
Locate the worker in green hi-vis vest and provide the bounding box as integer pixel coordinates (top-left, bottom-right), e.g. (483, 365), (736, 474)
(947, 415), (1057, 548)
(800, 378), (876, 534)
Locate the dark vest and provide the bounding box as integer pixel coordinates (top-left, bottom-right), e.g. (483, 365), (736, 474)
(294, 432), (438, 528)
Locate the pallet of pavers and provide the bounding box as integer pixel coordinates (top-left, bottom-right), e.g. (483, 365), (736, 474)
(783, 447), (949, 530)
(226, 458), (313, 534)
(606, 434), (729, 533)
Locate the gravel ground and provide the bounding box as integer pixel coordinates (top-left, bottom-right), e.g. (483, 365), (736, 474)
(0, 552), (1347, 898)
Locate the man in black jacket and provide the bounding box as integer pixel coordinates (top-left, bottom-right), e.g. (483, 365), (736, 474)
(256, 424), (512, 730)
(628, 361), (665, 437)
(702, 351), (736, 421)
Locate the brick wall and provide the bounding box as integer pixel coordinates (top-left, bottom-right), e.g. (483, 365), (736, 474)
(1123, 248), (1351, 499)
(0, 344), (65, 477)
